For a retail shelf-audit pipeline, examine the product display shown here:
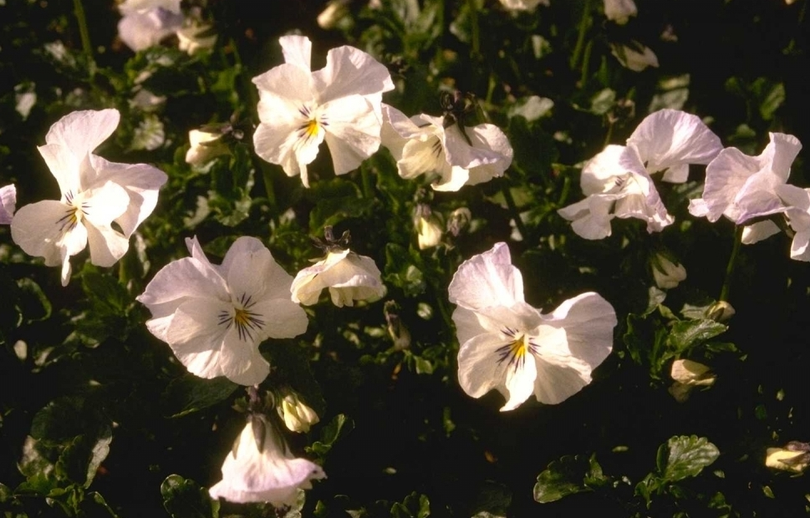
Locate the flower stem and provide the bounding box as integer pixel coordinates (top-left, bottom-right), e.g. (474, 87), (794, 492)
(361, 165), (374, 198)
(73, 0), (93, 57)
(719, 226), (744, 302)
(570, 0), (592, 71)
(501, 181), (528, 241)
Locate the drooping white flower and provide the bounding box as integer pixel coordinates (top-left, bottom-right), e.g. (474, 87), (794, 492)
(11, 109), (167, 285)
(137, 236), (308, 385)
(689, 133), (802, 245)
(559, 109), (722, 239)
(498, 0), (549, 11)
(610, 41), (659, 72)
(291, 248), (384, 307)
(604, 0), (637, 24)
(0, 184), (16, 224)
(668, 359), (715, 402)
(209, 416), (325, 506)
(118, 0), (184, 52)
(252, 35), (394, 187)
(186, 128), (230, 166)
(651, 252), (686, 289)
(448, 243), (617, 411)
(381, 104), (513, 191)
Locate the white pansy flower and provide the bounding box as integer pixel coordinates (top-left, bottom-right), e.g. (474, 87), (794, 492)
(381, 104), (513, 191)
(137, 236), (308, 385)
(689, 133), (802, 244)
(252, 35), (394, 187)
(118, 0), (184, 52)
(186, 128), (230, 166)
(668, 359), (716, 402)
(209, 416), (326, 505)
(610, 41), (659, 72)
(559, 109), (722, 239)
(449, 243), (617, 411)
(0, 184), (16, 224)
(499, 0), (549, 11)
(604, 0), (637, 24)
(291, 248), (384, 308)
(651, 253), (686, 289)
(277, 393), (320, 433)
(11, 109), (167, 286)
(177, 23), (217, 55)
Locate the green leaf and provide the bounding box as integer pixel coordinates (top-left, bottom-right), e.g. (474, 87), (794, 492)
(306, 414), (354, 457)
(16, 277), (52, 322)
(161, 474), (219, 518)
(533, 455), (592, 503)
(390, 492), (430, 518)
(161, 375), (238, 418)
(666, 319), (727, 353)
(661, 435), (720, 483)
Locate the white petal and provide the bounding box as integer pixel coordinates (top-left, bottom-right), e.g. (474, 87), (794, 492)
(397, 137), (446, 180)
(11, 200), (87, 267)
(532, 355), (592, 404)
(43, 109), (120, 165)
(291, 249), (350, 305)
(313, 45), (394, 103)
(279, 35), (312, 70)
(322, 95), (383, 175)
(604, 0), (637, 24)
(790, 230), (810, 261)
(84, 222), (130, 267)
(741, 221), (781, 244)
(448, 242), (524, 309)
(543, 292), (616, 369)
(89, 155), (168, 237)
(558, 195), (618, 240)
(0, 184), (16, 224)
(761, 132), (802, 182)
(444, 123), (512, 173)
(165, 298), (236, 380)
(697, 147), (760, 221)
(627, 109), (722, 181)
(251, 299), (308, 340)
(431, 164), (470, 192)
(253, 64), (315, 108)
(37, 144), (82, 196)
(580, 145), (629, 195)
(733, 171), (787, 223)
(451, 306), (489, 347)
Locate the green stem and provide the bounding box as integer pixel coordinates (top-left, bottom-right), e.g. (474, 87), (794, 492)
(361, 166), (374, 198)
(467, 0), (480, 56)
(719, 226), (744, 302)
(569, 0), (592, 70)
(73, 0), (93, 57)
(501, 181), (528, 241)
(580, 39), (593, 86)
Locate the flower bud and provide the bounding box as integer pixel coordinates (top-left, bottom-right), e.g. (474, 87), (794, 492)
(177, 23), (217, 55)
(414, 206), (442, 249)
(766, 442), (810, 473)
(668, 359), (716, 402)
(651, 253), (686, 289)
(706, 301), (735, 323)
(317, 0), (350, 30)
(604, 0), (637, 25)
(610, 41), (659, 72)
(277, 393), (320, 433)
(186, 128), (230, 166)
(447, 207), (472, 237)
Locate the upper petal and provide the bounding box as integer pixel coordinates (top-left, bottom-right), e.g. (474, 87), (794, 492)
(322, 95), (383, 175)
(279, 35), (312, 70)
(626, 109), (722, 180)
(11, 200), (87, 267)
(313, 45), (394, 104)
(44, 109), (120, 162)
(542, 292), (617, 369)
(448, 242), (525, 309)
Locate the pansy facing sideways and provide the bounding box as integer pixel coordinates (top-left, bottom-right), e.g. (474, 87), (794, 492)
(11, 109), (167, 286)
(381, 104), (513, 191)
(558, 109), (722, 239)
(252, 35), (394, 187)
(448, 243), (617, 411)
(689, 133), (802, 246)
(118, 0), (184, 52)
(209, 415), (325, 506)
(0, 184), (16, 224)
(137, 236), (308, 385)
(291, 248), (384, 308)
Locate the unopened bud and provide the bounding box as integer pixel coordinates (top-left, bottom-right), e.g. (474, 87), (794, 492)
(668, 359), (716, 402)
(186, 128), (230, 166)
(277, 393), (320, 433)
(651, 253), (686, 289)
(766, 442), (810, 473)
(706, 301), (735, 323)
